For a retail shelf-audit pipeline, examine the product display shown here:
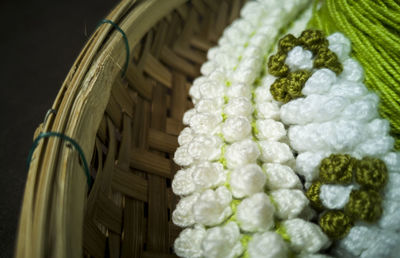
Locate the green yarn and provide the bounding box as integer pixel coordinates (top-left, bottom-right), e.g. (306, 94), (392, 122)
(268, 51), (290, 77)
(298, 29), (329, 52)
(308, 0), (400, 149)
(319, 154), (355, 184)
(345, 189), (382, 222)
(278, 34), (299, 53)
(313, 47), (343, 74)
(319, 210), (353, 239)
(355, 157), (388, 190)
(305, 180), (324, 211)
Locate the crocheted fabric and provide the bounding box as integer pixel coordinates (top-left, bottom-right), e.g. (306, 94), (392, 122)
(172, 0), (400, 257)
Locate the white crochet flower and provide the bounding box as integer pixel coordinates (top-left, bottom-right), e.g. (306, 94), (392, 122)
(189, 112), (222, 135)
(340, 58), (364, 83)
(187, 135), (222, 162)
(199, 80), (226, 100)
(183, 108), (197, 125)
(172, 193), (200, 227)
(295, 151), (330, 182)
(285, 46), (313, 71)
(172, 162), (227, 196)
(192, 186), (232, 226)
(178, 127), (194, 146)
(319, 184), (354, 210)
(327, 32), (351, 62)
(302, 68), (337, 96)
(236, 193), (275, 232)
(283, 218), (330, 254)
(225, 139), (260, 169)
(263, 163), (301, 190)
(224, 97), (254, 118)
(195, 98), (224, 115)
(256, 101), (280, 120)
(382, 152), (400, 173)
(229, 164), (266, 198)
(248, 231), (288, 258)
(226, 82), (252, 99)
(270, 189), (309, 219)
(174, 144), (195, 167)
(201, 222), (243, 258)
(256, 119), (286, 141)
(222, 116), (252, 143)
(174, 224), (206, 258)
(259, 140), (294, 164)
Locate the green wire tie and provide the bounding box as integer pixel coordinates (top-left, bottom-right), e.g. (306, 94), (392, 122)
(27, 132), (93, 188)
(97, 19), (130, 77)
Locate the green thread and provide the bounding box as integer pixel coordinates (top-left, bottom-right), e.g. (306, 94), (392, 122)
(219, 144), (227, 168)
(319, 154), (355, 184)
(27, 132), (92, 188)
(98, 19), (130, 77)
(307, 0), (400, 149)
(275, 222), (291, 242)
(355, 157), (388, 190)
(319, 210), (353, 239)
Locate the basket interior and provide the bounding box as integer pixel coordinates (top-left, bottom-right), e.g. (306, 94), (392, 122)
(83, 1), (245, 257)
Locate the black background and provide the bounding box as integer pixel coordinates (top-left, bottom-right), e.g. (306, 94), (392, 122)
(0, 1), (118, 257)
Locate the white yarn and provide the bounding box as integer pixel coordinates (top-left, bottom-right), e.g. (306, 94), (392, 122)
(247, 231), (288, 258)
(222, 116), (252, 143)
(288, 120), (366, 153)
(302, 68), (337, 96)
(183, 108), (197, 125)
(224, 97), (254, 118)
(319, 184), (354, 210)
(174, 144), (195, 167)
(192, 186), (232, 226)
(236, 193), (275, 232)
(199, 79), (226, 100)
(195, 98), (224, 115)
(382, 152), (400, 173)
(285, 46), (314, 71)
(340, 58), (365, 83)
(173, 193), (200, 227)
(172, 162), (227, 196)
(229, 164), (266, 198)
(178, 127), (194, 146)
(271, 189), (309, 219)
(200, 60), (217, 76)
(256, 119), (286, 141)
(264, 163), (302, 190)
(225, 139), (260, 169)
(172, 169), (196, 196)
(283, 218), (330, 254)
(384, 173), (400, 201)
(327, 32), (351, 62)
(226, 82), (252, 100)
(187, 135), (222, 162)
(256, 101), (280, 120)
(189, 112), (222, 135)
(379, 199), (400, 231)
(281, 94), (350, 125)
(335, 225), (400, 258)
(255, 75), (276, 103)
(174, 224), (206, 258)
(329, 80), (368, 99)
(201, 222), (243, 258)
(259, 140), (294, 164)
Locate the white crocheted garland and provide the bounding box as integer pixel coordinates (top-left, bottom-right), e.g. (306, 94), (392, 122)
(172, 1), (335, 257)
(277, 31), (400, 258)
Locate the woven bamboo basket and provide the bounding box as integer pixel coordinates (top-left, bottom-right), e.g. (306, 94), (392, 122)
(16, 0), (246, 257)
